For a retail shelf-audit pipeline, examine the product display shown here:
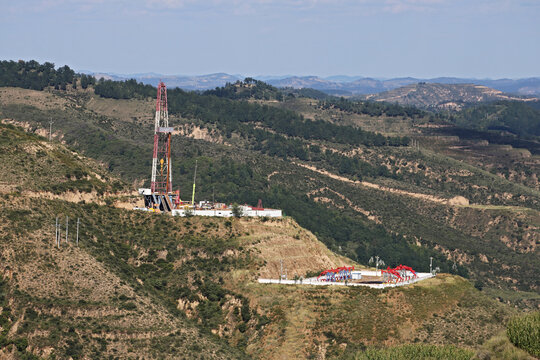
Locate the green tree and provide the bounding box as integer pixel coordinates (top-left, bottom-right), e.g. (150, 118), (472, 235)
(80, 74), (88, 89)
(231, 203), (243, 218)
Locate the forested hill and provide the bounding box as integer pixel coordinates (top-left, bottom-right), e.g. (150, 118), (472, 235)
(203, 79), (333, 101)
(1, 60), (539, 306)
(360, 82), (536, 109)
(448, 100), (540, 137)
(204, 78), (284, 100)
(93, 77), (410, 148)
(0, 60), (95, 90)
(321, 97), (428, 118)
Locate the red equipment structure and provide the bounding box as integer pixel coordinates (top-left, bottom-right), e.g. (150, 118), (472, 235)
(151, 82), (173, 194)
(317, 266), (355, 282)
(395, 265), (417, 279)
(252, 199), (264, 211)
(381, 264), (418, 284)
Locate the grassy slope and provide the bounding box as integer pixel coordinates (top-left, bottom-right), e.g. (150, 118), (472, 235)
(1, 87), (539, 301)
(0, 122), (532, 359)
(0, 123), (126, 196)
(0, 124), (245, 359)
(237, 275), (516, 359)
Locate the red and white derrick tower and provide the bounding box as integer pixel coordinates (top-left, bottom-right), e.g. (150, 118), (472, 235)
(151, 82), (173, 194)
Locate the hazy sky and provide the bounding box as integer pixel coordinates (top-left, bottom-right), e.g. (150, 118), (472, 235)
(1, 0), (539, 78)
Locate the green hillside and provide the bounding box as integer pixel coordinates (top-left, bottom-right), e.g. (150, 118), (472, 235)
(1, 61), (539, 306)
(0, 121), (534, 359)
(449, 100), (540, 138)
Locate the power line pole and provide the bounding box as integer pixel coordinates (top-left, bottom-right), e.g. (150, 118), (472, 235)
(55, 217), (59, 248)
(369, 256), (385, 276)
(65, 216), (69, 243)
(213, 185), (216, 216)
(58, 217), (61, 248)
(49, 119), (54, 141)
(76, 217), (80, 246)
(430, 257), (433, 275)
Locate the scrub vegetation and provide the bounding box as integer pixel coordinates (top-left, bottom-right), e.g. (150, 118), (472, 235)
(0, 60), (538, 358)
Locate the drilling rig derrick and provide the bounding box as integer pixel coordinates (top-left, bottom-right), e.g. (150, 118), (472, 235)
(138, 81), (176, 212)
(135, 81), (282, 217)
(151, 82), (172, 195)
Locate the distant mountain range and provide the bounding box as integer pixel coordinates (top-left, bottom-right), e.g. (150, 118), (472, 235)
(266, 76), (540, 97)
(86, 72), (242, 91)
(82, 70), (540, 96)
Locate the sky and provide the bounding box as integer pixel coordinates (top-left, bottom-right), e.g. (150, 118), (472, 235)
(0, 0), (539, 78)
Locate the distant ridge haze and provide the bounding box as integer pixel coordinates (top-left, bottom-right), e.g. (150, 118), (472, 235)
(81, 70), (540, 96)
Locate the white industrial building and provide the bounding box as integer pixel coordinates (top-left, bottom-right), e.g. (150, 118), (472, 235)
(171, 206), (282, 218)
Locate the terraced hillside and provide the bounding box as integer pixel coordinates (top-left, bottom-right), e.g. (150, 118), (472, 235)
(0, 122), (531, 359)
(1, 74), (539, 309)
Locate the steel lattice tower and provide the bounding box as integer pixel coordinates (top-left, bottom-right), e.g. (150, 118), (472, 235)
(150, 82), (173, 194)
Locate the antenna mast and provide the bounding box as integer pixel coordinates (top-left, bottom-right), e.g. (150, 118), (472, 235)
(150, 82), (173, 194)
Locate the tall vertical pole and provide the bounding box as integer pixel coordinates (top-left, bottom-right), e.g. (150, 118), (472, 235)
(58, 217), (61, 248)
(76, 218), (80, 246)
(55, 217), (58, 247)
(65, 216), (69, 243)
(430, 257), (433, 274)
(49, 119), (54, 141)
(191, 160), (198, 206)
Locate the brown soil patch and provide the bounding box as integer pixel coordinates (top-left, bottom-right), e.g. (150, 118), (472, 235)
(174, 124), (227, 145)
(0, 87), (68, 110)
(84, 95), (154, 124)
(238, 217), (358, 279)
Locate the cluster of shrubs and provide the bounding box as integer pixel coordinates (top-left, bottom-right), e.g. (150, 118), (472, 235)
(507, 311), (540, 358)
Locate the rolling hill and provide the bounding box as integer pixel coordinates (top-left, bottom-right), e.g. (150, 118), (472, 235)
(1, 64), (539, 302)
(359, 83), (536, 110)
(0, 121), (534, 359)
